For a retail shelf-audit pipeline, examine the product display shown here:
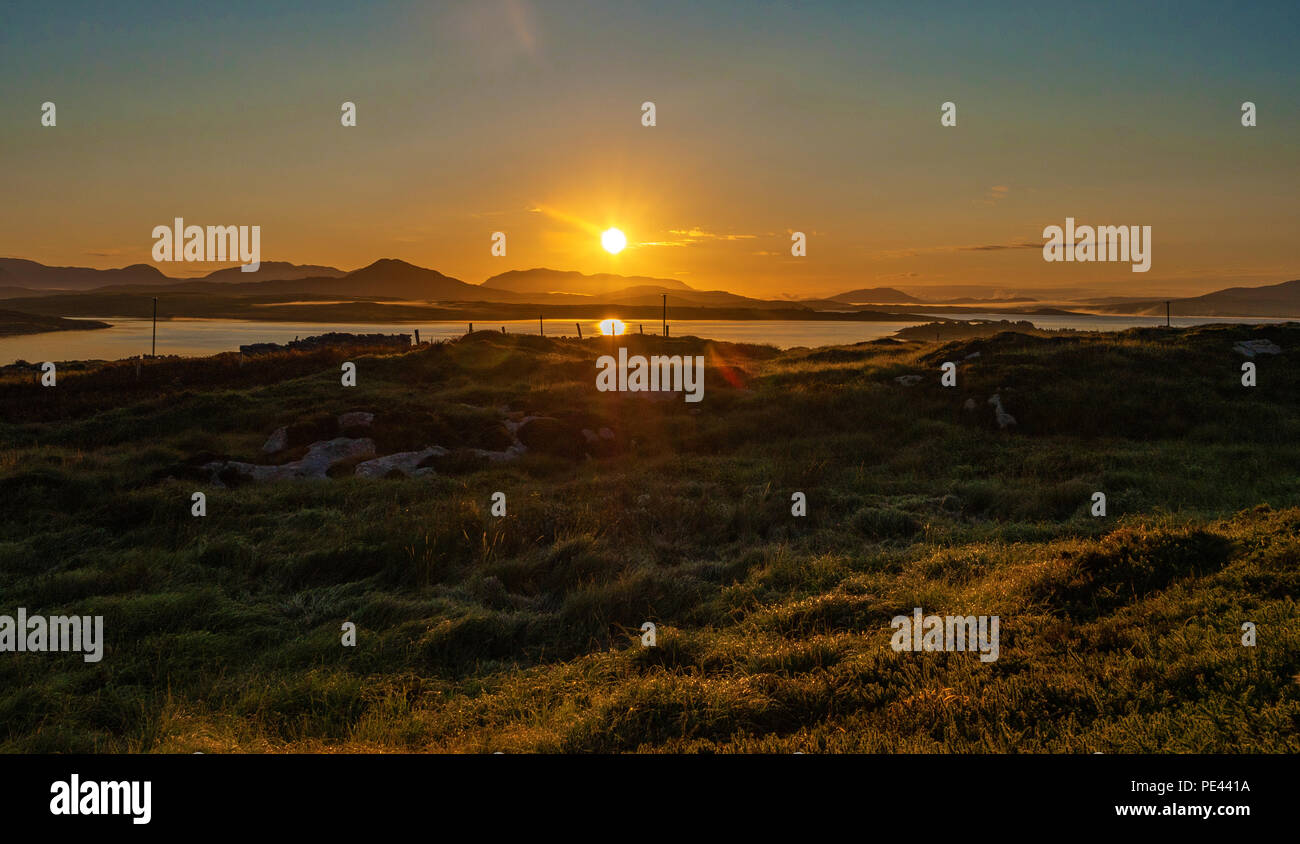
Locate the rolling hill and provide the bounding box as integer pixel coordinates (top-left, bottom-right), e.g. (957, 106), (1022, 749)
(828, 286), (920, 304)
(1091, 278), (1300, 318)
(0, 258), (171, 290)
(483, 268), (692, 296)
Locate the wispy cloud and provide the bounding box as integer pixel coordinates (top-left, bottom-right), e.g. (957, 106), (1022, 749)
(957, 242), (1038, 251)
(873, 241), (1038, 259)
(667, 228), (757, 242)
(635, 228), (761, 249)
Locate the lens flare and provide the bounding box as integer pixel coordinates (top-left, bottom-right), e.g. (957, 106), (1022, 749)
(599, 318), (626, 336)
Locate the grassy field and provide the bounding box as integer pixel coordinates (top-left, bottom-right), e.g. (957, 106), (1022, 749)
(1, 324), (1298, 753)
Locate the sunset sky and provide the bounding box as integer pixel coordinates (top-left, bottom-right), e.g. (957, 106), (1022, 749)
(1, 0), (1296, 298)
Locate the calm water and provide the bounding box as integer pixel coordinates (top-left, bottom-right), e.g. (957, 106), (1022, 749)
(1, 314), (1293, 364)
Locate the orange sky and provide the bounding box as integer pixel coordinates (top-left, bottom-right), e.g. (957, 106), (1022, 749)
(1, 1), (1296, 299)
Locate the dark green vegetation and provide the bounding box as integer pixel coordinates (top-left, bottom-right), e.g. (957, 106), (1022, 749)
(0, 310), (109, 337)
(0, 325), (1297, 752)
(894, 319), (1080, 341)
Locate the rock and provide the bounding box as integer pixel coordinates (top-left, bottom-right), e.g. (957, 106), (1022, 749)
(988, 394), (1017, 429)
(470, 443), (528, 463)
(262, 426), (289, 454)
(354, 446), (447, 479)
(338, 411), (374, 431)
(895, 375), (923, 386)
(963, 398), (978, 411)
(1233, 339), (1281, 358)
(598, 427), (615, 440)
(964, 352), (981, 360)
(582, 428), (600, 443)
(298, 438), (376, 475)
(209, 437), (376, 483)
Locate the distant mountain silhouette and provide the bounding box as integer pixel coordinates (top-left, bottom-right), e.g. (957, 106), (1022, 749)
(198, 262), (345, 283)
(0, 258), (345, 291)
(602, 285), (817, 310)
(0, 258), (171, 290)
(118, 259), (483, 300)
(829, 287), (920, 304)
(334, 259), (478, 298)
(6, 257), (1299, 317)
(1091, 279), (1300, 318)
(483, 268), (692, 296)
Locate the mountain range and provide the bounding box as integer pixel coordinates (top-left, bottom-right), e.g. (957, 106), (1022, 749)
(2, 257), (1298, 317)
(1087, 279), (1300, 318)
(0, 259), (833, 311)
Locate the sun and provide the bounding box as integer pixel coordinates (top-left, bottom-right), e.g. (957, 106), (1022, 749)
(599, 318), (626, 336)
(601, 227), (627, 254)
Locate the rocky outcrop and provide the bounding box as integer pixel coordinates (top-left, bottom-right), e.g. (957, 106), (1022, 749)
(354, 446), (448, 478)
(202, 406), (626, 485)
(209, 437), (376, 483)
(1233, 339), (1281, 358)
(262, 426), (289, 454)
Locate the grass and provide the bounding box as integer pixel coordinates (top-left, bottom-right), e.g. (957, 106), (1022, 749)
(0, 323), (1298, 752)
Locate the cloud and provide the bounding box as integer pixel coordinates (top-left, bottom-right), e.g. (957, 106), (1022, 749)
(872, 241), (1038, 258)
(667, 228), (757, 241)
(636, 228), (760, 248)
(956, 242), (1039, 251)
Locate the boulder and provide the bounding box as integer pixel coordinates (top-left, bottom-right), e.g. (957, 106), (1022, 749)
(209, 437), (376, 483)
(354, 446), (447, 479)
(338, 411), (375, 435)
(262, 426), (289, 454)
(470, 443), (528, 462)
(1233, 339), (1281, 358)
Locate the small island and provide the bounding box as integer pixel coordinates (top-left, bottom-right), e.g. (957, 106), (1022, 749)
(0, 309), (110, 337)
